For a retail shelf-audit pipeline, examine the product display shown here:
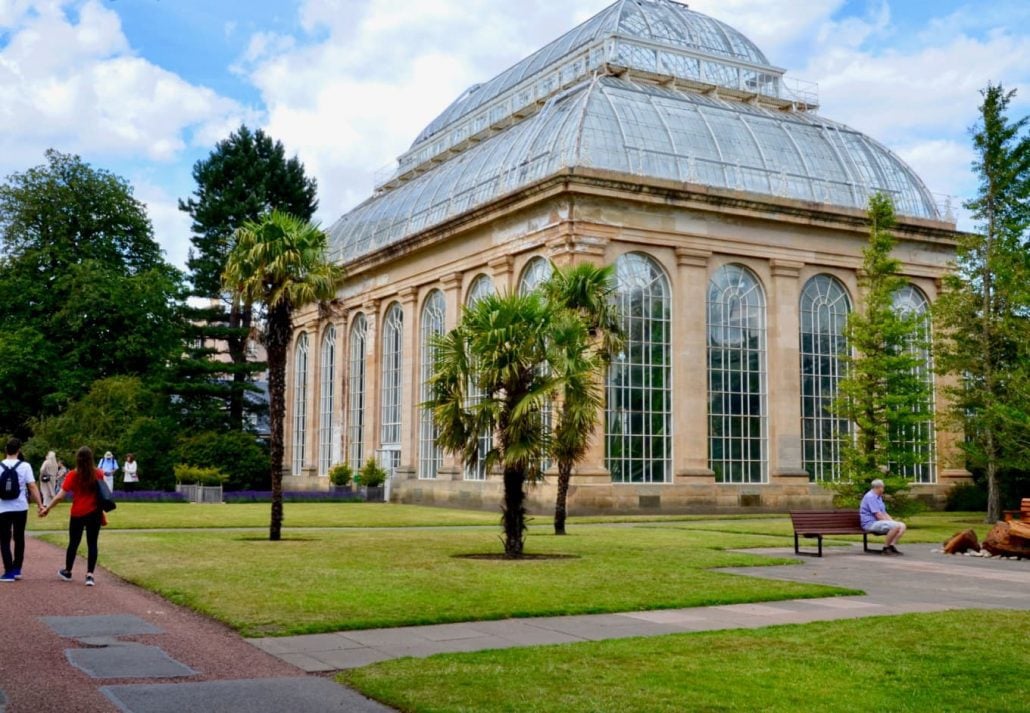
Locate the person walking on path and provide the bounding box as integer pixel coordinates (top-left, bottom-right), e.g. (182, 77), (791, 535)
(122, 452), (139, 492)
(38, 450), (61, 505)
(98, 450), (118, 491)
(859, 478), (907, 555)
(41, 445), (105, 586)
(1, 437), (45, 582)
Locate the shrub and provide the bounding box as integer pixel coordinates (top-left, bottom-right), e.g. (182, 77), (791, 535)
(174, 464), (226, 486)
(945, 482), (987, 512)
(174, 430), (269, 491)
(223, 490), (362, 503)
(360, 458), (387, 488)
(328, 463), (353, 487)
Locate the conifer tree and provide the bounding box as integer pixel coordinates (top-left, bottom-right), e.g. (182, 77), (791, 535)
(832, 194), (934, 497)
(935, 84), (1030, 521)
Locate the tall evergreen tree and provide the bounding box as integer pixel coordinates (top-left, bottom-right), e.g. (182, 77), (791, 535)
(0, 150), (183, 437)
(935, 84), (1030, 522)
(179, 125), (318, 429)
(833, 194), (934, 491)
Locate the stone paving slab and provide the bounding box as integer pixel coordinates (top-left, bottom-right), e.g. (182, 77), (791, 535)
(67, 644), (197, 679)
(42, 614), (164, 639)
(101, 677), (395, 713)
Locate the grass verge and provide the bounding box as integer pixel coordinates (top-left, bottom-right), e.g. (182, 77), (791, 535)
(40, 524), (856, 636)
(341, 609), (1030, 713)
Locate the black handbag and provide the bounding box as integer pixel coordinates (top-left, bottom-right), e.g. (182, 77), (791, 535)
(97, 478), (117, 513)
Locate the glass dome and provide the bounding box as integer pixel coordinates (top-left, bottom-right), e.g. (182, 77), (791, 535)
(328, 0), (942, 264)
(412, 0), (771, 148)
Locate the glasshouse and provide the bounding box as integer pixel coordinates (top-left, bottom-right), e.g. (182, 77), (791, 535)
(284, 0), (970, 513)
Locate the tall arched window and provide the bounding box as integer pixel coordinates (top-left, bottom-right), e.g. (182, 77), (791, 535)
(292, 332), (310, 476)
(891, 285), (936, 483)
(465, 274), (494, 480)
(800, 275), (851, 481)
(518, 256), (552, 295)
(319, 326), (338, 475)
(380, 304), (404, 465)
(347, 314), (367, 470)
(708, 264), (767, 483)
(419, 291), (446, 479)
(519, 257), (554, 472)
(606, 253), (672, 483)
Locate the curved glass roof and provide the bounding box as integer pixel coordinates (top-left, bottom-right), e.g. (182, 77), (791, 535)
(329, 75), (939, 263)
(412, 0), (771, 148)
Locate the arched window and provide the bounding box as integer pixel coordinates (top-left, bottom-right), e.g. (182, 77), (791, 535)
(519, 257), (554, 472)
(891, 285), (936, 483)
(419, 291), (446, 479)
(380, 304), (404, 459)
(319, 326), (338, 475)
(292, 332), (310, 476)
(800, 275), (851, 481)
(465, 274), (494, 480)
(518, 256), (552, 295)
(347, 314), (367, 470)
(708, 264), (767, 483)
(606, 253), (672, 483)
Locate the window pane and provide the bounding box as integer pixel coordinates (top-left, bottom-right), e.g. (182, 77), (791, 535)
(347, 315), (367, 470)
(419, 291), (446, 479)
(292, 333), (309, 475)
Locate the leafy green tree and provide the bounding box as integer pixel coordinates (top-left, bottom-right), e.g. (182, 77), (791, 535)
(174, 430), (270, 491)
(935, 84), (1030, 522)
(180, 126), (317, 430)
(223, 211), (345, 541)
(428, 292), (596, 556)
(0, 150), (184, 436)
(540, 263), (623, 535)
(831, 194), (933, 497)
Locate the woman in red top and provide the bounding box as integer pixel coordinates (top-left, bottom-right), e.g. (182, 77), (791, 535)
(40, 446), (103, 586)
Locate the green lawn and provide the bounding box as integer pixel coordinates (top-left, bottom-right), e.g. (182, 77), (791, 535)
(29, 502), (499, 530)
(341, 610), (1030, 713)
(40, 524), (855, 636)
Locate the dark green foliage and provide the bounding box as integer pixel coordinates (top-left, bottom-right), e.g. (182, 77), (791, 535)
(934, 84), (1030, 522)
(23, 376), (177, 488)
(179, 125), (317, 430)
(0, 150), (185, 436)
(173, 430), (270, 491)
(180, 125), (318, 297)
(328, 463), (354, 487)
(944, 482), (988, 512)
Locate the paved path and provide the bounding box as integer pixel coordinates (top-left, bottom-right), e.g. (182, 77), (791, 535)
(249, 543), (1030, 672)
(0, 537), (393, 713)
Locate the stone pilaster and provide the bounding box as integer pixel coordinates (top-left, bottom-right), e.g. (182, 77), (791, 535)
(398, 287), (418, 473)
(768, 259), (807, 479)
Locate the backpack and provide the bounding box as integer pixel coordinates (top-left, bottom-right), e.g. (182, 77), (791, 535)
(0, 460), (22, 500)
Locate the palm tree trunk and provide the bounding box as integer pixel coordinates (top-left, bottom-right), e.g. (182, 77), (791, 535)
(265, 301), (292, 541)
(501, 465), (526, 557)
(554, 461), (572, 535)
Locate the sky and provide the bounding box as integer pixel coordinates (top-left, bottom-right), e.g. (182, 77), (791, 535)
(1, 0), (1028, 270)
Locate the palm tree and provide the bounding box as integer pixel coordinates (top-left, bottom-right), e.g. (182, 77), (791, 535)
(428, 291), (569, 557)
(222, 210), (345, 541)
(542, 263), (623, 535)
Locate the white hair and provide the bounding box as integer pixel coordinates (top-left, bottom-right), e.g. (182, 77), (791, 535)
(871, 479), (885, 488)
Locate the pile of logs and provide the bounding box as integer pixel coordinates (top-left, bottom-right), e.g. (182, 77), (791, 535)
(943, 498), (1030, 559)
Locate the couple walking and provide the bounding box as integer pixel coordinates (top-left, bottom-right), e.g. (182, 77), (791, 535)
(1, 438), (108, 586)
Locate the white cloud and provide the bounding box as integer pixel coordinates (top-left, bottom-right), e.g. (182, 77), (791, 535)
(0, 0), (250, 169)
(132, 177), (193, 269)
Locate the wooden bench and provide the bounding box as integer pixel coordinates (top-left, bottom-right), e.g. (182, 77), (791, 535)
(1003, 498), (1030, 523)
(789, 510), (883, 557)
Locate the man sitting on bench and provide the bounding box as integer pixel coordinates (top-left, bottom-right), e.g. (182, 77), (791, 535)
(859, 479), (906, 556)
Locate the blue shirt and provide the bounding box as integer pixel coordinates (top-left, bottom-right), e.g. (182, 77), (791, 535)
(859, 490), (885, 529)
(98, 457), (118, 475)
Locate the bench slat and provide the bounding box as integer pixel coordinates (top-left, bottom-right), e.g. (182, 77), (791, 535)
(789, 510), (880, 557)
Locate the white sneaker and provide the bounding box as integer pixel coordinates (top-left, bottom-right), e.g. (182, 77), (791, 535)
(85, 574), (95, 587)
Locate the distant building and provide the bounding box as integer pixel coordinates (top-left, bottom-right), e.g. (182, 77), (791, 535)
(286, 0), (970, 512)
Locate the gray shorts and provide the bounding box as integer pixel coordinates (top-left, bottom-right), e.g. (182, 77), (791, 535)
(866, 520), (903, 535)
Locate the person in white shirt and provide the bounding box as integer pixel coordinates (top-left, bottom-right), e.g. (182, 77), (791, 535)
(1, 438), (45, 582)
(98, 451), (118, 491)
(122, 453), (139, 492)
